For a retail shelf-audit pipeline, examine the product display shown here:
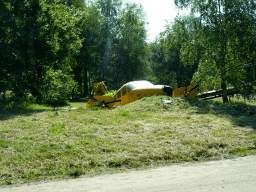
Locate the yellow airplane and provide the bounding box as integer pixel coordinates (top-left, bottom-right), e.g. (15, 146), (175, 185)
(86, 80), (240, 109)
(86, 80), (198, 109)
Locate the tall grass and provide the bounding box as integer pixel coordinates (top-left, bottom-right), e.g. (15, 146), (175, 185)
(1, 95), (256, 185)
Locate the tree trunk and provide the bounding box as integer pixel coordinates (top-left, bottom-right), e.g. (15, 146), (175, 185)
(220, 43), (228, 103)
(72, 88), (75, 101)
(84, 68), (88, 96)
(220, 49), (228, 103)
(220, 21), (228, 103)
(2, 86), (6, 101)
(221, 67), (228, 103)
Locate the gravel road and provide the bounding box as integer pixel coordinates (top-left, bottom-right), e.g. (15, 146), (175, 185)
(2, 155), (256, 192)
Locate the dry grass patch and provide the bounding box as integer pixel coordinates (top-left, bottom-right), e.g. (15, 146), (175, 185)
(1, 95), (256, 185)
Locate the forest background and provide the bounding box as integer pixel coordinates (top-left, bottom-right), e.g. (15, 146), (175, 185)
(1, 0), (256, 104)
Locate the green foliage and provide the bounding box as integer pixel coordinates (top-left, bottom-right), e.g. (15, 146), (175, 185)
(62, 0), (86, 9)
(41, 68), (76, 106)
(148, 41), (176, 86)
(73, 3), (103, 95)
(149, 15), (199, 88)
(191, 63), (222, 93)
(104, 90), (117, 97)
(1, 0), (151, 100)
(111, 2), (148, 88)
(95, 0), (122, 82)
(0, 0), (83, 100)
(174, 0), (256, 101)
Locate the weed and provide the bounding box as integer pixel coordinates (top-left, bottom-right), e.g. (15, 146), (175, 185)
(59, 168), (66, 174)
(48, 124), (65, 134)
(84, 119), (94, 123)
(0, 140), (8, 148)
(229, 147), (256, 156)
(24, 113), (33, 117)
(88, 158), (102, 167)
(24, 170), (41, 180)
(2, 179), (12, 185)
(39, 144), (49, 153)
(182, 139), (202, 146)
(77, 106), (85, 110)
(138, 113), (151, 117)
(211, 129), (224, 137)
(108, 159), (122, 167)
(68, 167), (83, 177)
(90, 106), (100, 111)
(65, 144), (75, 149)
(129, 160), (139, 167)
(208, 142), (228, 149)
(47, 113), (59, 119)
(119, 110), (131, 117)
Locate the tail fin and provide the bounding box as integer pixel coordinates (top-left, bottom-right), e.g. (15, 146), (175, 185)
(93, 81), (108, 96)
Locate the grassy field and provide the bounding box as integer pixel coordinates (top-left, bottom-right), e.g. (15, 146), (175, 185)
(1, 95), (256, 185)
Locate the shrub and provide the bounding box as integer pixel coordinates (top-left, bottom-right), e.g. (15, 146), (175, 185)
(41, 69), (76, 107)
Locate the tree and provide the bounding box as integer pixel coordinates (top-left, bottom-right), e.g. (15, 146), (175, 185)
(96, 0), (122, 82)
(112, 2), (148, 88)
(62, 0), (86, 9)
(149, 15), (199, 88)
(174, 0), (256, 102)
(0, 0), (82, 100)
(0, 1), (14, 99)
(73, 3), (103, 96)
(148, 40), (177, 86)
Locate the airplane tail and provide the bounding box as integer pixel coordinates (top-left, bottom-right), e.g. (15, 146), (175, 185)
(93, 81), (108, 96)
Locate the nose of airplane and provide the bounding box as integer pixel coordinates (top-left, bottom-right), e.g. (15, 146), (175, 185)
(163, 86), (173, 96)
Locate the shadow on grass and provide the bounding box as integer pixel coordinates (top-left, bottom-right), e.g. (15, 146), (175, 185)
(184, 97), (256, 130)
(0, 109), (51, 121)
(0, 96), (89, 121)
(70, 98), (88, 103)
(0, 98), (61, 121)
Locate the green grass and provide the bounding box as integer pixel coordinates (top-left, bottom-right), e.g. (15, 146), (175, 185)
(1, 95), (256, 185)
(230, 147), (256, 156)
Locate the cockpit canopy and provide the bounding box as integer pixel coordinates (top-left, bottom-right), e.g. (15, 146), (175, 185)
(126, 80), (154, 91)
(114, 80), (160, 100)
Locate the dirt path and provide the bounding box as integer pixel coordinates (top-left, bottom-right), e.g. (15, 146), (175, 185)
(2, 155), (256, 192)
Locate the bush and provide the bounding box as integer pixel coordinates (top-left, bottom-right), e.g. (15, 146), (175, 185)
(41, 69), (76, 107)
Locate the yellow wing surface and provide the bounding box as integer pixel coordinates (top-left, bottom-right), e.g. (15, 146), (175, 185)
(172, 86), (197, 98)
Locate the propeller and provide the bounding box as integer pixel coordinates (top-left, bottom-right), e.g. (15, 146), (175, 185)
(87, 94), (121, 109)
(87, 94), (101, 104)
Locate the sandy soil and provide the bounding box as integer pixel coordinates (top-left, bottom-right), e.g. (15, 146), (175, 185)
(1, 155), (256, 192)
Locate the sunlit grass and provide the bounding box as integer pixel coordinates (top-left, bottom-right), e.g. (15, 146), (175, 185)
(1, 95), (256, 185)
